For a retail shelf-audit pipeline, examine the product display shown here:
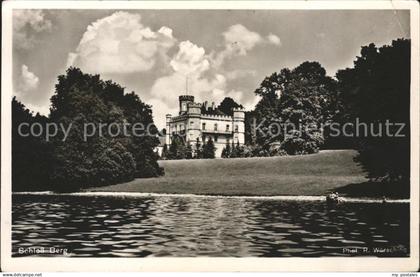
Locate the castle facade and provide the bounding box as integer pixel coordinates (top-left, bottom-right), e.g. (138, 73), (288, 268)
(165, 95), (245, 158)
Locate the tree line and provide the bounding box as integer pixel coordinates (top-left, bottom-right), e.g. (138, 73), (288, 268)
(161, 136), (216, 160)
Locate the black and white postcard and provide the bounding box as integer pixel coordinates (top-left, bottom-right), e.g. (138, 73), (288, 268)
(1, 0), (419, 272)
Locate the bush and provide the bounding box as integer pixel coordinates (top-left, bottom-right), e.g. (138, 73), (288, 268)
(221, 143), (231, 158)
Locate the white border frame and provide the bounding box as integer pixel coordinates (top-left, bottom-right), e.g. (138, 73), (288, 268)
(1, 1), (419, 272)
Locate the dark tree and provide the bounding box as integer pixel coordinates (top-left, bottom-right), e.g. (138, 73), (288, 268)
(119, 91), (163, 178)
(12, 97), (52, 191)
(203, 137), (216, 159)
(336, 39), (410, 183)
(48, 67), (162, 191)
(253, 62), (337, 154)
(230, 141), (237, 158)
(221, 142), (231, 158)
(195, 137), (203, 159)
(217, 97), (243, 116)
(168, 135), (187, 159)
(244, 110), (257, 145)
(161, 144), (169, 160)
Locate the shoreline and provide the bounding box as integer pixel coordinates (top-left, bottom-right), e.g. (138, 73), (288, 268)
(13, 191), (410, 203)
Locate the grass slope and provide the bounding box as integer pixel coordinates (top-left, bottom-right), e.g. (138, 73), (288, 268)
(89, 150), (373, 196)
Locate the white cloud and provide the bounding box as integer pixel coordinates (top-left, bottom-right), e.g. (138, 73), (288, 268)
(212, 24), (263, 68)
(267, 33), (281, 46)
(148, 98), (176, 129)
(212, 24), (281, 69)
(18, 64), (39, 93)
(13, 10), (52, 49)
(223, 24), (263, 55)
(170, 41), (210, 76)
(150, 74), (187, 107)
(225, 69), (257, 80)
(13, 64), (51, 116)
(148, 24), (273, 127)
(14, 10), (52, 32)
(151, 40), (219, 98)
(242, 94), (261, 110)
(150, 41), (229, 127)
(65, 16), (270, 128)
(67, 11), (176, 74)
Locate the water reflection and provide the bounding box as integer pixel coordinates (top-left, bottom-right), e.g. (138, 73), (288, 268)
(12, 195), (409, 257)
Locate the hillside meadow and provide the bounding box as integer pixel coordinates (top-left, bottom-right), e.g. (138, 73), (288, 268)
(87, 150), (402, 197)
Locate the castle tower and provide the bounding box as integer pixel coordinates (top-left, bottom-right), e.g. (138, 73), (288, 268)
(186, 103), (201, 145)
(179, 95), (195, 115)
(165, 114), (172, 145)
(233, 108), (245, 144)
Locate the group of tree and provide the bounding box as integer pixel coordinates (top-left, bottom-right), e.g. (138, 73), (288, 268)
(336, 39), (410, 183)
(221, 141), (249, 158)
(244, 61), (337, 156)
(217, 97), (243, 116)
(12, 67), (164, 192)
(245, 38), (410, 186)
(200, 97), (244, 116)
(161, 136), (216, 160)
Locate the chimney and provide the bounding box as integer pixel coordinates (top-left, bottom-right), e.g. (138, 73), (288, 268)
(211, 102), (215, 110)
(204, 101), (208, 110)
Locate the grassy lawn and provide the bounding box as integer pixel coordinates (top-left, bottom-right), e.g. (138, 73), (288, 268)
(88, 149), (382, 197)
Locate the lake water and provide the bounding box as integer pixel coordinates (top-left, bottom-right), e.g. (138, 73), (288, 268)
(12, 194), (409, 257)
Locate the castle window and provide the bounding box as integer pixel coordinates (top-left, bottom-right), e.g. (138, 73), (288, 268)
(190, 121), (194, 126)
(214, 135), (218, 142)
(235, 125), (239, 132)
(202, 123), (206, 130)
(214, 123), (218, 131)
(226, 124), (230, 131)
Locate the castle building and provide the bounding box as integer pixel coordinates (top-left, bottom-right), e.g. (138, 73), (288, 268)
(165, 95), (245, 158)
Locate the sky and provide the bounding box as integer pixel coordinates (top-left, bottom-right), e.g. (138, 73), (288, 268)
(13, 9), (410, 128)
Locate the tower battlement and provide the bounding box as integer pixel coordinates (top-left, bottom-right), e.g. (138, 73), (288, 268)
(179, 95), (195, 102)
